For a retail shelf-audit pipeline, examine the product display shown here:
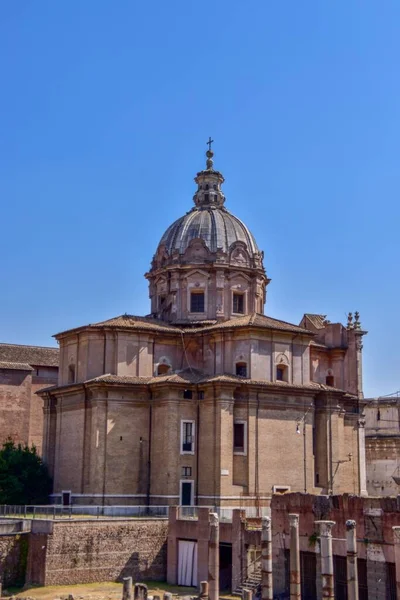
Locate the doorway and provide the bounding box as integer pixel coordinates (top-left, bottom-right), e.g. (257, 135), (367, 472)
(220, 544), (232, 591)
(178, 540), (197, 586)
(62, 491), (71, 506)
(180, 480), (194, 506)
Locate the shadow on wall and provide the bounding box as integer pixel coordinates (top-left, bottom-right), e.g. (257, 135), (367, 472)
(119, 547), (167, 582)
(0, 534), (28, 587)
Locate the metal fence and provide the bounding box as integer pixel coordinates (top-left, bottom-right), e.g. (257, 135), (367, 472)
(0, 504), (169, 519)
(176, 506), (271, 522)
(0, 503), (270, 522)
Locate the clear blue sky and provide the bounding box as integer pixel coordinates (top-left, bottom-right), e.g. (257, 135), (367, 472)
(1, 1), (399, 397)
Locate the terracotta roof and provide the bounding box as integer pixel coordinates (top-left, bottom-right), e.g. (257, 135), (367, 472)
(55, 313), (313, 338)
(0, 343), (59, 367)
(195, 313), (313, 335)
(86, 374), (152, 385)
(0, 361), (34, 371)
(302, 314), (327, 329)
(55, 314), (181, 337)
(81, 371), (340, 392)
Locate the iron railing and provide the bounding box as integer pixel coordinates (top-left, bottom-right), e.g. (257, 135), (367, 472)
(0, 504), (169, 519)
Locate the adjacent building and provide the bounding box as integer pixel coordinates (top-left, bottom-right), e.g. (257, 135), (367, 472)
(0, 343), (58, 453)
(364, 394), (400, 496)
(39, 147), (368, 506)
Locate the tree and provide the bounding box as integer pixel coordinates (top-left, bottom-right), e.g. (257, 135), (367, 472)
(0, 439), (52, 504)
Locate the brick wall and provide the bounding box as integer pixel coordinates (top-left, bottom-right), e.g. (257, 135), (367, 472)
(0, 369), (32, 446)
(26, 519), (168, 586)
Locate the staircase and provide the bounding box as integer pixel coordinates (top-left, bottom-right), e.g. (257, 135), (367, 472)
(232, 562), (262, 597)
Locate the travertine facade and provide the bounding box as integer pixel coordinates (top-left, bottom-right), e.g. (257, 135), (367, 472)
(40, 148), (367, 506)
(0, 344), (59, 453)
(364, 395), (400, 496)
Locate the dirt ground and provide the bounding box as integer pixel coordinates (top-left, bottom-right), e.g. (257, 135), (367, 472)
(2, 582), (198, 600)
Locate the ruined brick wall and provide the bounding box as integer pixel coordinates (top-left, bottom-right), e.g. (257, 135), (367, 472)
(271, 492), (399, 598)
(0, 367), (57, 455)
(27, 519), (168, 586)
(0, 533), (29, 586)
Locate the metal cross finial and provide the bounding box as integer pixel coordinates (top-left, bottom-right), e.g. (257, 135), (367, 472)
(207, 137), (214, 151)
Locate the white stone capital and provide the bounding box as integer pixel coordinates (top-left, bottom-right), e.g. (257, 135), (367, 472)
(346, 519), (357, 530)
(393, 526), (400, 543)
(289, 513), (299, 527)
(262, 516), (271, 530)
(315, 520), (335, 537)
(210, 512), (219, 526)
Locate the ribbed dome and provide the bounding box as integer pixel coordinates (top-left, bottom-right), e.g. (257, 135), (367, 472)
(159, 206), (259, 255)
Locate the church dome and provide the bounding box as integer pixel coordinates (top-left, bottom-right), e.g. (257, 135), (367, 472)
(158, 206), (259, 255)
(157, 145), (259, 257)
(146, 143), (268, 323)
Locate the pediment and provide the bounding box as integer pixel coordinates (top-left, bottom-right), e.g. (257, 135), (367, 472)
(229, 241), (250, 266)
(183, 238), (211, 263)
(228, 272), (251, 283)
(186, 268), (210, 280)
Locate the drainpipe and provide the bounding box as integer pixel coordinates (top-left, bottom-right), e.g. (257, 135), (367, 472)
(81, 384), (88, 494)
(196, 385), (200, 505)
(146, 388), (153, 507)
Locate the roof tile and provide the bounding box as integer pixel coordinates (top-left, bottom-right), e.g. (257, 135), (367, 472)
(0, 361), (34, 371)
(0, 344), (59, 367)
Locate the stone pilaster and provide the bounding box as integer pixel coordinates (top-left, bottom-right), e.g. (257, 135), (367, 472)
(357, 419), (368, 496)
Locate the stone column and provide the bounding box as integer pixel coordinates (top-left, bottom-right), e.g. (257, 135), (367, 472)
(208, 512), (219, 600)
(199, 581), (209, 599)
(261, 516), (273, 600)
(289, 514), (301, 599)
(243, 590), (252, 600)
(393, 526), (400, 599)
(346, 520), (358, 600)
(122, 578), (133, 600)
(316, 520), (335, 599)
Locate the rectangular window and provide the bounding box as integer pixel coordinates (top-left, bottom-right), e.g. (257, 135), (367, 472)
(190, 291), (205, 313)
(233, 421), (247, 455)
(183, 389), (193, 399)
(182, 466), (192, 477)
(276, 366), (284, 381)
(236, 363), (247, 377)
(181, 420), (195, 454)
(233, 293), (244, 314)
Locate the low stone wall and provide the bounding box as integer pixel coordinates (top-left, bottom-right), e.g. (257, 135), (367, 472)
(26, 519), (168, 586)
(0, 533), (29, 587)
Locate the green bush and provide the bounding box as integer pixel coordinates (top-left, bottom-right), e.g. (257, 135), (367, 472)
(0, 439), (52, 504)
